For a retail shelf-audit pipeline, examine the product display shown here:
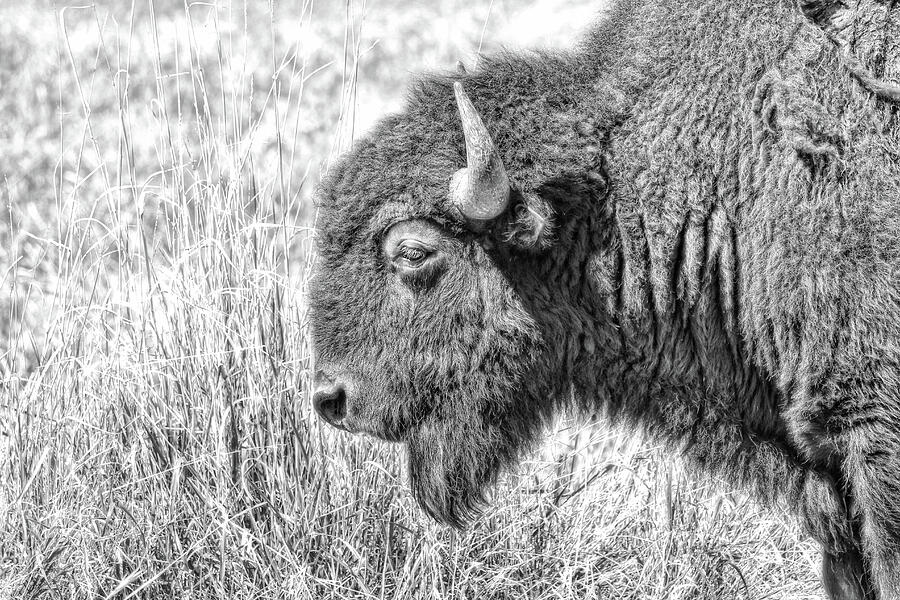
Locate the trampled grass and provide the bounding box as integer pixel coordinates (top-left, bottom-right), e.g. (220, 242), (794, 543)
(0, 1), (825, 598)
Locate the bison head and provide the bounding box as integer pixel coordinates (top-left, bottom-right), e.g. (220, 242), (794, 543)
(309, 68), (611, 527)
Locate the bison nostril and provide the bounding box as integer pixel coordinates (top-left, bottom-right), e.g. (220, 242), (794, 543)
(313, 384), (347, 427)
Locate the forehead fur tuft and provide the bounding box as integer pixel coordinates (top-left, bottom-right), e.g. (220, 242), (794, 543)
(315, 78), (466, 260)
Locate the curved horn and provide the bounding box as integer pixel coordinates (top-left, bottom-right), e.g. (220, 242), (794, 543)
(450, 82), (510, 221)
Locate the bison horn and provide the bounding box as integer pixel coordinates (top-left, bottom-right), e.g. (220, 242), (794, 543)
(450, 81), (510, 222)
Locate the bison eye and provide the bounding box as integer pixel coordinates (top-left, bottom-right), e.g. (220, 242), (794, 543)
(396, 243), (430, 267)
(383, 219), (446, 287)
(392, 242), (440, 282)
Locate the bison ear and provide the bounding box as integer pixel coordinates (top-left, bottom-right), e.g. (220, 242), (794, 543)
(501, 192), (556, 252)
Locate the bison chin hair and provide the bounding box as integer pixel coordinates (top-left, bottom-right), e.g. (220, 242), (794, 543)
(405, 406), (540, 528)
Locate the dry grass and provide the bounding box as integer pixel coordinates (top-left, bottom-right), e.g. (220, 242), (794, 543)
(0, 1), (825, 598)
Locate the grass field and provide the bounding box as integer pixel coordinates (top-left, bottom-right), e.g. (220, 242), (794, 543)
(0, 1), (827, 598)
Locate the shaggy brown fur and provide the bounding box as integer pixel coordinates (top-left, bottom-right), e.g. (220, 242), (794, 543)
(309, 1), (900, 598)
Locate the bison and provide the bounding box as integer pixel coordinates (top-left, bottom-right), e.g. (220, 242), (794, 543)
(308, 1), (900, 598)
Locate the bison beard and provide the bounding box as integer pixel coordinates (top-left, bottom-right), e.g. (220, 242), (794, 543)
(403, 310), (552, 529)
(406, 412), (519, 528)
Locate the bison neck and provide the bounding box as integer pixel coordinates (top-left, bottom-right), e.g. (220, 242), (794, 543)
(558, 205), (783, 453)
(557, 0), (827, 460)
